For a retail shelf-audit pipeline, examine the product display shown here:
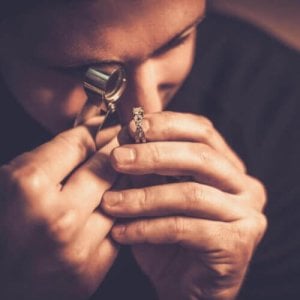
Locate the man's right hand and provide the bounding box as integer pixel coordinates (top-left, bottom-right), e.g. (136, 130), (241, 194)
(0, 125), (120, 300)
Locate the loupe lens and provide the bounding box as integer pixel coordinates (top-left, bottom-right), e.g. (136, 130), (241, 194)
(84, 65), (127, 105)
(74, 65), (126, 127)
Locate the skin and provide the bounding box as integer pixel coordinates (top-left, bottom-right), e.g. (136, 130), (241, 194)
(0, 0), (267, 299)
(0, 0), (202, 132)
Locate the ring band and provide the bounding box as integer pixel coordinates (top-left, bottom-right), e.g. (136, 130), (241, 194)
(133, 107), (146, 143)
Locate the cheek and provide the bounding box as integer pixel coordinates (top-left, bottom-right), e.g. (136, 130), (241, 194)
(27, 71), (86, 130)
(1, 58), (86, 131)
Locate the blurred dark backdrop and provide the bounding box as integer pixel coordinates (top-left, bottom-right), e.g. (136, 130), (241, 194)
(209, 0), (300, 51)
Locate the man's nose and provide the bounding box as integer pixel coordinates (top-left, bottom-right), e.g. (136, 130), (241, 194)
(117, 60), (163, 124)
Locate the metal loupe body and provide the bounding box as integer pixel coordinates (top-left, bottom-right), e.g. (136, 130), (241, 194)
(74, 64), (127, 128)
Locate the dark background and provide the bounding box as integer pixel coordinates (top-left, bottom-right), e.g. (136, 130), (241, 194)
(209, 0), (300, 52)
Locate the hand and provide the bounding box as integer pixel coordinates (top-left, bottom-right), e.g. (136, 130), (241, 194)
(0, 124), (121, 300)
(101, 112), (267, 300)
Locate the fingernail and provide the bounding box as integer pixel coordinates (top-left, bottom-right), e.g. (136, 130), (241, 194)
(113, 147), (136, 164)
(103, 192), (122, 207)
(113, 225), (126, 237)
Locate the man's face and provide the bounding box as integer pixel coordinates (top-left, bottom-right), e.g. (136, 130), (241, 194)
(0, 0), (206, 132)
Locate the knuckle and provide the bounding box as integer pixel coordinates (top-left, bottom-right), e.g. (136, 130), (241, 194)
(169, 217), (185, 241)
(63, 245), (90, 274)
(231, 213), (268, 257)
(139, 188), (150, 211)
(71, 247), (90, 269)
(22, 167), (47, 192)
(226, 225), (253, 267)
(205, 228), (245, 279)
(251, 212), (268, 243)
(248, 177), (268, 211)
(4, 163), (47, 199)
(209, 222), (260, 281)
(136, 220), (147, 238)
(185, 182), (203, 211)
(197, 115), (214, 127)
(200, 123), (215, 142)
(212, 263), (237, 280)
(150, 143), (162, 164)
(255, 180), (268, 210)
(46, 210), (78, 245)
(197, 144), (213, 164)
(0, 163), (57, 231)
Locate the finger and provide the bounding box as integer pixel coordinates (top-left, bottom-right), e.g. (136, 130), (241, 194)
(48, 208), (114, 247)
(87, 237), (119, 286)
(102, 182), (246, 221)
(40, 212), (117, 288)
(128, 112), (245, 172)
(111, 214), (266, 254)
(95, 123), (121, 149)
(56, 212), (113, 265)
(60, 136), (120, 233)
(110, 215), (265, 277)
(32, 210), (115, 271)
(111, 217), (234, 251)
(111, 142), (246, 193)
(9, 125), (96, 184)
(64, 135), (119, 194)
(78, 115), (122, 149)
(37, 238), (118, 298)
(68, 213), (118, 288)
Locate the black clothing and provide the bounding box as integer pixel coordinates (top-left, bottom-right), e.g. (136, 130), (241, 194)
(1, 13), (300, 300)
(172, 14), (300, 300)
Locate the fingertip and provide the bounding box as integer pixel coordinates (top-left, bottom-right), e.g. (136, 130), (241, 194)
(110, 147), (136, 171)
(111, 225), (127, 242)
(102, 191), (122, 209)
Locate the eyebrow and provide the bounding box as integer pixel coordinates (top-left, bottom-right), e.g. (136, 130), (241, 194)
(62, 13), (206, 69)
(151, 13), (206, 57)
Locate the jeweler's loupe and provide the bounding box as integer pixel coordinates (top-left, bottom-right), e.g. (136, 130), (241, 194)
(74, 64), (127, 128)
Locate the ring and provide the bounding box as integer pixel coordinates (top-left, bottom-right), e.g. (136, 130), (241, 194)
(133, 107), (146, 143)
